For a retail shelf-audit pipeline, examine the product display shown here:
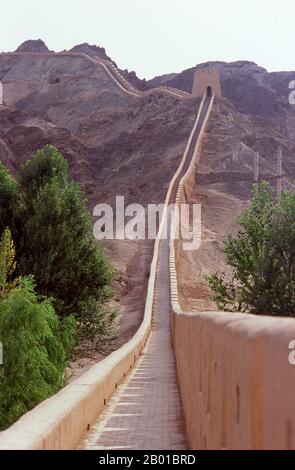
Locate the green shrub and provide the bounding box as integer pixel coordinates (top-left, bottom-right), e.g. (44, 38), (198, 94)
(0, 145), (116, 343)
(17, 176), (114, 319)
(16, 146), (114, 323)
(0, 277), (75, 430)
(0, 228), (19, 299)
(76, 296), (118, 350)
(207, 182), (295, 316)
(0, 162), (18, 235)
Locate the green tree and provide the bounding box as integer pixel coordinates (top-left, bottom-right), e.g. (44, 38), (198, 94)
(264, 191), (295, 315)
(0, 162), (18, 234)
(207, 182), (295, 316)
(0, 277), (75, 430)
(18, 178), (113, 313)
(0, 145), (116, 343)
(0, 228), (19, 299)
(18, 145), (68, 201)
(16, 145), (115, 339)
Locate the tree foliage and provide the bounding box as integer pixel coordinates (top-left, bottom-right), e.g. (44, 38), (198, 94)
(0, 145), (115, 341)
(207, 182), (295, 316)
(0, 277), (75, 430)
(17, 173), (113, 318)
(0, 162), (18, 234)
(17, 146), (114, 318)
(0, 145), (116, 429)
(18, 145), (68, 201)
(0, 228), (19, 299)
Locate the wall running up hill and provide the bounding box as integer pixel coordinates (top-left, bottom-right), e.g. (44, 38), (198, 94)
(169, 96), (295, 450)
(0, 90), (203, 451)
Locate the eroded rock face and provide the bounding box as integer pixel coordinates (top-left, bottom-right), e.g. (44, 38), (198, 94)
(69, 43), (145, 91)
(0, 59), (197, 349)
(0, 105), (96, 187)
(70, 43), (112, 62)
(0, 52), (133, 129)
(1, 40), (295, 347)
(15, 39), (49, 53)
(177, 99), (295, 312)
(1, 41), (294, 199)
(147, 60), (295, 139)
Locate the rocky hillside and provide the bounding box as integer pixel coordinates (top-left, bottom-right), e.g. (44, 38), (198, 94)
(0, 39), (295, 360)
(0, 41), (198, 371)
(177, 98), (295, 312)
(147, 61), (295, 140)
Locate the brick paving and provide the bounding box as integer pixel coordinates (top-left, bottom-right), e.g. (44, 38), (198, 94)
(78, 237), (187, 450)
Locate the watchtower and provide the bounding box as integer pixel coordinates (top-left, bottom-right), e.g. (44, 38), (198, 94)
(192, 67), (222, 98)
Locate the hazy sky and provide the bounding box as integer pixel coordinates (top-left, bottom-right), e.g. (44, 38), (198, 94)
(2, 0), (294, 79)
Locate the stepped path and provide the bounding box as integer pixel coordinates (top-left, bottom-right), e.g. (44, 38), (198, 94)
(0, 49), (214, 450)
(79, 235), (187, 450)
(78, 96), (212, 450)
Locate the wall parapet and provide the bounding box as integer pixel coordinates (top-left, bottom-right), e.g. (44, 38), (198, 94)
(172, 310), (295, 450)
(169, 94), (295, 450)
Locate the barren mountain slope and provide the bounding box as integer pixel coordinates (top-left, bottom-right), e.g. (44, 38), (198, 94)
(1, 40), (295, 369)
(147, 61), (295, 140)
(0, 54), (133, 131)
(0, 43), (199, 376)
(177, 98), (295, 312)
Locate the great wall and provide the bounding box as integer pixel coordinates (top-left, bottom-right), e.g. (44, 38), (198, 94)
(0, 51), (191, 106)
(0, 51), (295, 450)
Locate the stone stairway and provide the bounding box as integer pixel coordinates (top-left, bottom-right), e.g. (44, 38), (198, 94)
(78, 235), (187, 450)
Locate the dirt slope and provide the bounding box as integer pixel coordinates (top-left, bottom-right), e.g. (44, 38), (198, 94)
(1, 39), (295, 371)
(147, 61), (295, 140)
(177, 98), (295, 311)
(0, 42), (200, 376)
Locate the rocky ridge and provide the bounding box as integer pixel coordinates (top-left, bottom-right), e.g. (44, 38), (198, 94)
(0, 39), (295, 371)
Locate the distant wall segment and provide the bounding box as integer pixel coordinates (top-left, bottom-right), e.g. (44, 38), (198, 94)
(0, 51), (191, 103)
